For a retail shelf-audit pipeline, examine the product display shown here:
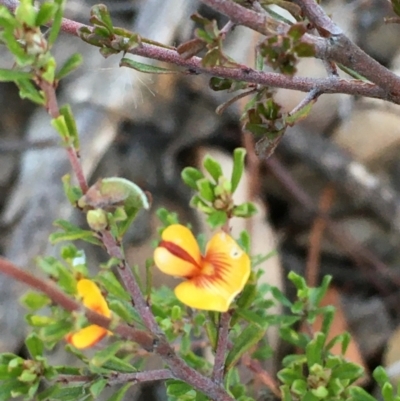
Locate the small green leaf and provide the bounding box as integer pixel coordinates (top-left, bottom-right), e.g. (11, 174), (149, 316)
(50, 219), (101, 246)
(15, 79), (45, 105)
(231, 148), (246, 193)
(91, 341), (125, 367)
(306, 332), (326, 368)
(97, 271), (130, 301)
(288, 271), (307, 291)
(286, 100), (314, 126)
(196, 178), (215, 202)
(37, 384), (60, 401)
(40, 320), (73, 344)
(374, 366), (391, 388)
(90, 378), (107, 397)
(120, 58), (178, 74)
(106, 383), (132, 401)
(62, 174), (83, 205)
(181, 167), (204, 190)
(15, 0), (37, 27)
(90, 4), (114, 33)
(270, 286), (292, 307)
(36, 3), (56, 26)
(42, 57), (57, 83)
(203, 154), (223, 182)
(108, 299), (143, 325)
(48, 384), (86, 401)
(206, 210), (227, 229)
(331, 362), (364, 382)
(281, 385), (293, 401)
(18, 370), (37, 383)
(94, 356), (136, 373)
(291, 379), (308, 396)
(238, 230), (251, 253)
(337, 63), (369, 81)
(60, 104), (79, 149)
(51, 115), (69, 142)
(166, 380), (196, 400)
(0, 69), (33, 82)
(0, 380), (20, 401)
(225, 322), (268, 370)
(277, 367), (304, 385)
(232, 202), (257, 218)
(348, 386), (377, 401)
(190, 195), (214, 214)
(320, 306), (335, 335)
(204, 319), (218, 350)
(20, 292), (50, 311)
(25, 333), (44, 358)
(56, 53), (83, 80)
(48, 0), (65, 46)
(382, 382), (395, 401)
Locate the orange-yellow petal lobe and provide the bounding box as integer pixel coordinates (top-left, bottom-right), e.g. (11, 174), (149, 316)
(154, 224), (201, 277)
(204, 232), (251, 295)
(77, 279), (111, 318)
(174, 281), (232, 312)
(66, 279), (111, 349)
(175, 232), (251, 312)
(66, 325), (108, 349)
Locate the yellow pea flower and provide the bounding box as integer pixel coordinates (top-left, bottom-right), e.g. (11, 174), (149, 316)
(154, 224), (251, 312)
(66, 279), (111, 349)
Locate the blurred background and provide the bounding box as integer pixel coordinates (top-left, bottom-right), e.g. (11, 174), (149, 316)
(2, 0), (400, 399)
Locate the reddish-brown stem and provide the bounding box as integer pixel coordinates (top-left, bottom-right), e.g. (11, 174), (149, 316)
(242, 355), (281, 398)
(291, 0), (400, 95)
(211, 311), (231, 385)
(107, 369), (175, 386)
(39, 78), (89, 193)
(201, 0), (400, 97)
(100, 230), (160, 334)
(305, 185), (335, 287)
(2, 0), (400, 104)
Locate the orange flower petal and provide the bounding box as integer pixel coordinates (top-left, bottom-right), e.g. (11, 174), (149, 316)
(175, 281), (232, 312)
(175, 232), (251, 312)
(154, 224), (201, 277)
(66, 325), (108, 349)
(66, 279), (111, 349)
(77, 279), (111, 318)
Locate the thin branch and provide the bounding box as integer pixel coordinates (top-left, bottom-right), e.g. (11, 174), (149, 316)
(305, 185), (335, 287)
(242, 355), (281, 399)
(291, 0), (400, 95)
(200, 0), (400, 97)
(219, 19), (236, 39)
(0, 138), (58, 153)
(39, 79), (89, 193)
(100, 230), (161, 334)
(211, 311), (231, 385)
(322, 60), (339, 79)
(2, 0), (400, 104)
(288, 87), (321, 116)
(107, 369), (174, 386)
(293, 0), (341, 35)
